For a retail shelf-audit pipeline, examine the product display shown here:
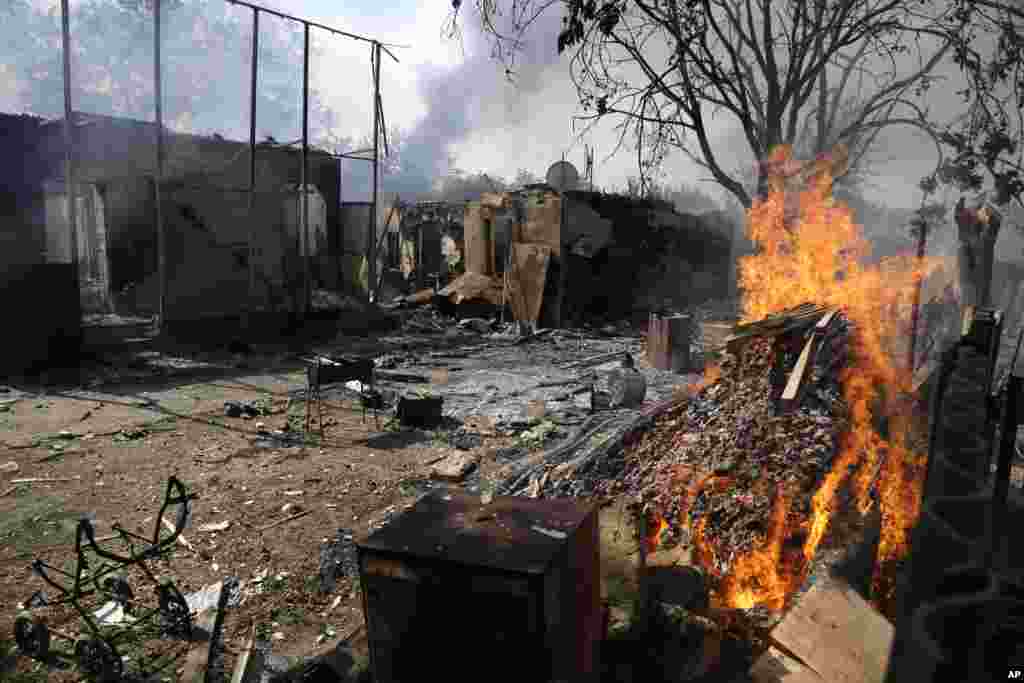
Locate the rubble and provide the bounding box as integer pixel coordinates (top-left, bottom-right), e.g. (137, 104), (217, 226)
(224, 400), (263, 419)
(319, 529), (359, 594)
(429, 451), (478, 481)
(597, 307), (850, 590)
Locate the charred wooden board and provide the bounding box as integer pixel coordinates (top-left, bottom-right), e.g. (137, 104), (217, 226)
(726, 304), (836, 352)
(778, 310), (840, 413)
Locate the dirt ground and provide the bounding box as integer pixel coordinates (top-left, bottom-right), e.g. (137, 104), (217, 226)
(0, 313), (704, 681)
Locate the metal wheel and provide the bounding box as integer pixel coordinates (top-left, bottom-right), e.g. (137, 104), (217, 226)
(102, 575), (134, 609)
(74, 637), (122, 682)
(13, 612), (50, 659)
(156, 579), (191, 638)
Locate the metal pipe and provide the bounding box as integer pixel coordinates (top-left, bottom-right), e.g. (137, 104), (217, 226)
(154, 0), (167, 330)
(60, 0), (79, 274)
(368, 41), (381, 303)
(302, 23), (310, 316)
(247, 8), (259, 325)
(223, 0), (405, 56)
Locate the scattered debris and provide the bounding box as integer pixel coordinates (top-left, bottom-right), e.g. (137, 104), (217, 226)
(10, 476), (79, 484)
(179, 582), (224, 683)
(253, 430), (306, 449)
(92, 600), (136, 626)
(515, 420), (558, 449)
(457, 317), (494, 334)
(198, 520), (232, 533)
(1, 461), (19, 474)
(430, 452), (478, 481)
(256, 509), (312, 533)
(319, 529), (359, 594)
(185, 579), (242, 613)
(162, 516), (202, 557)
(598, 368), (647, 408)
(224, 400), (264, 419)
(448, 429), (483, 450)
(112, 426), (149, 442)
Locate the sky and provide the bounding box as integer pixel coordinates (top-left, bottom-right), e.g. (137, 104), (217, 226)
(1, 0), (977, 211)
(241, 0), (948, 209)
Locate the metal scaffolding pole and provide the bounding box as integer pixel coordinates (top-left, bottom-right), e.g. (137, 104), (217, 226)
(59, 0), (79, 276)
(154, 0), (167, 330)
(246, 7), (259, 327)
(368, 41), (381, 303)
(302, 23), (310, 317)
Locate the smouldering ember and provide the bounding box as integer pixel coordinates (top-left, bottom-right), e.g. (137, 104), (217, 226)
(622, 144), (939, 613)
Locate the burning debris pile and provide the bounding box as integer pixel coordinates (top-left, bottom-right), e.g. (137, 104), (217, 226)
(600, 304), (853, 611)
(537, 145), (937, 617)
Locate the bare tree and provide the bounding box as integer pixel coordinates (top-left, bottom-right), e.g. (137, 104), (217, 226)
(455, 0), (1024, 310)
(453, 0), (965, 207)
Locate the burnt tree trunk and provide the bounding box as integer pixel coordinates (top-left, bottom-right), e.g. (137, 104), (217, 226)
(955, 196), (1002, 310)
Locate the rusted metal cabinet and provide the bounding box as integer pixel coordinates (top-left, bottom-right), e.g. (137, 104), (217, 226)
(357, 490), (601, 683)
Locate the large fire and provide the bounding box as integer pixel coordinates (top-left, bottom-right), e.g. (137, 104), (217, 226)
(688, 145), (937, 613)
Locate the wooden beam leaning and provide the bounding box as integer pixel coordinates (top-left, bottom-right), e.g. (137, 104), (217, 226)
(778, 310), (839, 412)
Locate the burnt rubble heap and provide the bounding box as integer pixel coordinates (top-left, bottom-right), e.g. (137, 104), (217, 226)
(586, 305), (853, 572)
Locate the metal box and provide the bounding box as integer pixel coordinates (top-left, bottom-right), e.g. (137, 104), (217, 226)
(356, 490), (601, 683)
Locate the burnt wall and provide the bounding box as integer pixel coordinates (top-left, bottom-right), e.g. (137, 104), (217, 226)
(36, 114), (340, 299)
(0, 113), (52, 271)
(563, 192), (732, 321)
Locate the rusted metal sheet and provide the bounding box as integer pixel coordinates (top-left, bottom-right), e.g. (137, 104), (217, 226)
(647, 314), (694, 373)
(357, 490), (601, 683)
(508, 243), (551, 324)
(358, 489), (596, 576)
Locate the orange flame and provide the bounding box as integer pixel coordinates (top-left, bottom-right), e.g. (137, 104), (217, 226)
(645, 514), (669, 554)
(699, 144), (939, 612)
(718, 485), (792, 611)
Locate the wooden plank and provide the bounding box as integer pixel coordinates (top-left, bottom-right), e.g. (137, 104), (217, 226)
(781, 334), (816, 403)
(229, 624), (257, 683)
(507, 243), (551, 324)
(780, 310), (840, 406)
(179, 583), (224, 683)
(726, 305), (834, 350)
(750, 646), (824, 683)
(770, 579), (894, 683)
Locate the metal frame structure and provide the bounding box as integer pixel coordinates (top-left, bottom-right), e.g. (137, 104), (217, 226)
(56, 0), (401, 331)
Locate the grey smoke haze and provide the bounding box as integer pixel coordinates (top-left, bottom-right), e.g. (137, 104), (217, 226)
(343, 4), (567, 200)
(0, 0), (567, 201)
